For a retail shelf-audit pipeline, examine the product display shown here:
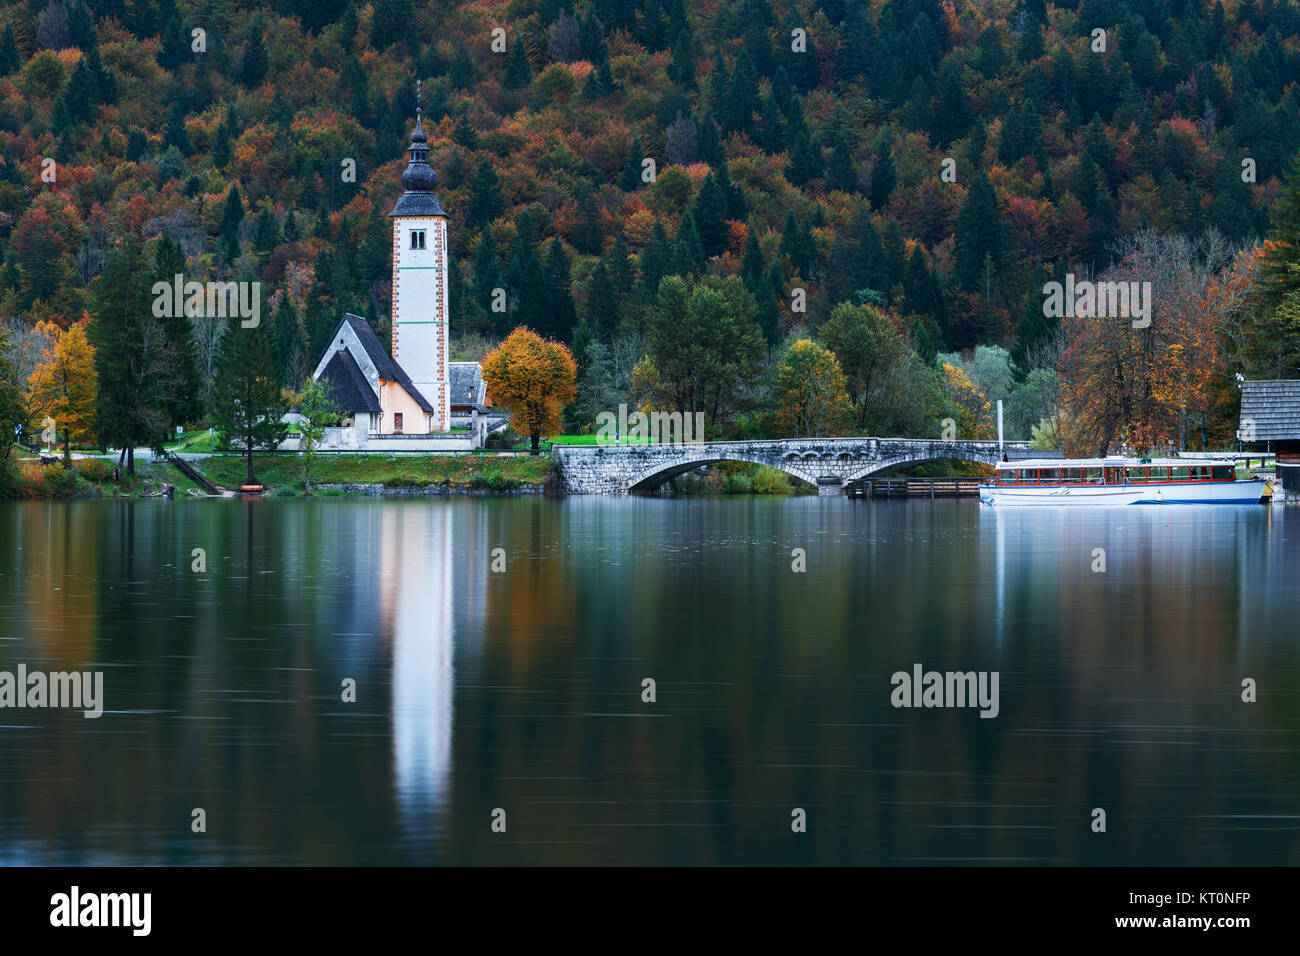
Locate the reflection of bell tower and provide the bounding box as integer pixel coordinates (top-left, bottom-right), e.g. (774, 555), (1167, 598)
(380, 506), (454, 819)
(388, 82), (451, 431)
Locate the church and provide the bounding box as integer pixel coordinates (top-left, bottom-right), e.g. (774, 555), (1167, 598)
(304, 96), (500, 450)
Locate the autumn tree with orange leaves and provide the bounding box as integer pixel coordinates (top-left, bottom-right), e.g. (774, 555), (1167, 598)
(27, 315), (98, 462)
(1059, 231), (1255, 456)
(481, 327), (577, 453)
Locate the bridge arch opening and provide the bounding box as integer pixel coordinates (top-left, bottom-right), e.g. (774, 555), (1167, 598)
(628, 456), (817, 494)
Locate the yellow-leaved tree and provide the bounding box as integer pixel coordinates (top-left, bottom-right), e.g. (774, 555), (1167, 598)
(481, 327), (577, 452)
(773, 339), (853, 437)
(28, 315), (98, 462)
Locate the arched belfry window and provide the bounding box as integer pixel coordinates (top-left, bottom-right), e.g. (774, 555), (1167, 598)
(410, 230), (426, 250)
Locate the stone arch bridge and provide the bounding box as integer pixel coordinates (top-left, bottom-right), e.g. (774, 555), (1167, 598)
(553, 438), (1037, 495)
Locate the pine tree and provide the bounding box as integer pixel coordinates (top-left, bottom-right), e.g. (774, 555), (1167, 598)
(85, 44), (117, 105)
(669, 29), (695, 88)
(253, 206), (281, 254)
(165, 100), (189, 153)
(953, 172), (1003, 292)
(65, 60), (97, 122)
(867, 138), (896, 210)
(674, 210), (705, 274)
(151, 236), (201, 430)
(741, 229), (779, 346)
(605, 237), (634, 299)
(693, 172), (729, 258)
(504, 35), (533, 89)
(273, 295), (304, 385)
(779, 210), (808, 275)
(697, 112), (725, 168)
(542, 239), (576, 342)
(158, 16), (188, 69)
(572, 193), (604, 256)
(242, 17), (268, 87)
(786, 132), (815, 187)
(474, 226), (504, 315)
(507, 214), (547, 332)
(340, 3), (360, 53)
(220, 186), (245, 263)
(619, 136), (644, 192)
(902, 245), (943, 321)
(212, 108), (236, 168)
(0, 23), (20, 76)
(724, 47), (760, 133)
(838, 3), (873, 82)
(1261, 151), (1300, 303)
(827, 131), (859, 193)
(369, 0), (414, 49)
(212, 316), (288, 486)
(585, 258), (617, 340)
(934, 60), (970, 146)
(467, 160), (504, 227)
(89, 237), (169, 474)
(879, 219), (906, 293)
(638, 221), (672, 300)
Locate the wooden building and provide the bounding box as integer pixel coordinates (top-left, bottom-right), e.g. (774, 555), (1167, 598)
(1239, 379), (1300, 496)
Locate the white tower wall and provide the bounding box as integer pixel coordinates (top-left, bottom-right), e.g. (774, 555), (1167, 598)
(392, 215), (450, 431)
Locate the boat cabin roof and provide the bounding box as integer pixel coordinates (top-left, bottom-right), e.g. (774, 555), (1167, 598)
(995, 457), (1234, 470)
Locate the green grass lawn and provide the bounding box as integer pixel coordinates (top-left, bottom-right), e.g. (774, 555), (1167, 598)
(549, 434), (660, 445)
(169, 430), (220, 453)
(197, 453), (553, 491)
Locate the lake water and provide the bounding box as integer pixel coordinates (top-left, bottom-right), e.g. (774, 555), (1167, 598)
(0, 496), (1296, 865)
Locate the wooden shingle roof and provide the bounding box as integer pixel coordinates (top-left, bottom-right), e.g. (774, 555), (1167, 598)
(1239, 379), (1300, 440)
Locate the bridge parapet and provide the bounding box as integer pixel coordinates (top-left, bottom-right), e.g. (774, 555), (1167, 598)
(552, 438), (1035, 495)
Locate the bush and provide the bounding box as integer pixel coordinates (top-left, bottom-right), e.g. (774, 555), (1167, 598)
(75, 459), (112, 482)
(0, 457), (23, 498)
(721, 471), (753, 494)
(752, 467), (794, 495)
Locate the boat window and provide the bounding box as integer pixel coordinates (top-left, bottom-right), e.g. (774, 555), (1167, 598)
(1212, 466), (1232, 480)
(1039, 468), (1059, 482)
(1084, 468), (1102, 483)
(998, 470), (1016, 484)
(1018, 469), (1037, 483)
(1127, 468), (1147, 482)
(1149, 466), (1169, 480)
(1171, 466), (1189, 480)
(1190, 466), (1208, 480)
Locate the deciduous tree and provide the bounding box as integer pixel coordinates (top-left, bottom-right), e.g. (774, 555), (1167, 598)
(481, 327), (577, 452)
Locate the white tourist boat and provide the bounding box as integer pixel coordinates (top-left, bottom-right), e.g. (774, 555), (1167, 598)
(979, 457), (1270, 507)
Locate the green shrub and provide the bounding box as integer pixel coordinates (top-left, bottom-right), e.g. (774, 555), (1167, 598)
(752, 467), (793, 495)
(721, 471), (753, 494)
(0, 457), (23, 498)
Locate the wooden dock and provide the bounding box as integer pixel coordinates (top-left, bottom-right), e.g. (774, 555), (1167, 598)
(847, 477), (984, 499)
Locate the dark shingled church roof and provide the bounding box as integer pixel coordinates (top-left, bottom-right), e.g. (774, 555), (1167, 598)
(339, 313), (436, 414)
(449, 362), (486, 408)
(319, 350), (380, 413)
(1239, 380), (1300, 440)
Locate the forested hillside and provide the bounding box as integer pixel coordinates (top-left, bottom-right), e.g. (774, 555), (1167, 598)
(2, 0), (1300, 456)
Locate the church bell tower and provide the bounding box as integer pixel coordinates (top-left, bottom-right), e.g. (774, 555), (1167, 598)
(388, 86), (450, 431)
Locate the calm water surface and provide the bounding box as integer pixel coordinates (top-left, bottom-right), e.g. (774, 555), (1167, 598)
(0, 496), (1297, 865)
